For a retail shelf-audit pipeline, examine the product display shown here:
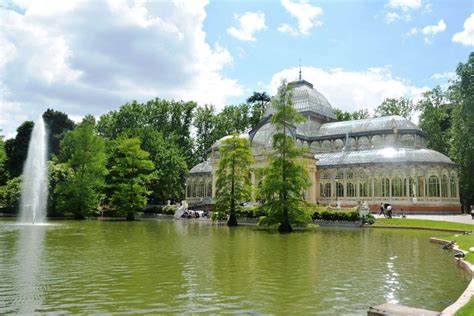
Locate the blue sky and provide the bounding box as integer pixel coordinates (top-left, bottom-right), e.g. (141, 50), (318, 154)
(1, 0), (473, 138)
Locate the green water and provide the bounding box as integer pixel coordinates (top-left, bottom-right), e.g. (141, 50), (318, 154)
(0, 219), (469, 314)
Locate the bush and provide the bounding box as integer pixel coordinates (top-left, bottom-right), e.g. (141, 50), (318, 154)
(161, 205), (177, 215)
(312, 210), (360, 222)
(235, 206), (266, 218)
(211, 211), (227, 221)
(361, 214), (375, 225)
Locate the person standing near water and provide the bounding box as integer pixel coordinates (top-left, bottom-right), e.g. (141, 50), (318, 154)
(379, 203), (385, 216)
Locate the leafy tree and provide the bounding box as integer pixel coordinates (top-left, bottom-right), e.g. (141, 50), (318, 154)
(375, 97), (415, 119)
(56, 116), (107, 219)
(4, 121), (34, 179)
(0, 176), (22, 212)
(215, 134), (253, 226)
(43, 108), (76, 157)
(109, 138), (154, 221)
(258, 82), (311, 233)
(416, 86), (452, 155)
(47, 160), (72, 217)
(194, 105), (216, 162)
(449, 52), (474, 211)
(247, 91), (270, 128)
(334, 108), (352, 121)
(351, 109), (370, 120)
(0, 133), (7, 185)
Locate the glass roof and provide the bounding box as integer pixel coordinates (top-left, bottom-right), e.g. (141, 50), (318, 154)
(315, 147), (455, 167)
(265, 80), (336, 120)
(189, 160), (212, 174)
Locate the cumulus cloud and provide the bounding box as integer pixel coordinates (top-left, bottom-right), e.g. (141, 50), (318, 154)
(387, 0), (422, 11)
(0, 0), (243, 138)
(278, 0), (323, 36)
(383, 0), (424, 24)
(430, 72), (456, 81)
(227, 11), (267, 42)
(452, 13), (474, 46)
(268, 66), (428, 114)
(406, 19), (446, 43)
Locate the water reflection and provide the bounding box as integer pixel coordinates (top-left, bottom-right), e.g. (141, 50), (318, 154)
(11, 225), (47, 314)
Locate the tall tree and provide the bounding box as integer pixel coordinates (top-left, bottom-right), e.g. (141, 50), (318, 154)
(258, 82), (311, 233)
(334, 108), (352, 121)
(56, 116), (107, 219)
(109, 138), (154, 221)
(416, 86), (452, 155)
(351, 109), (370, 120)
(215, 134), (253, 226)
(247, 92), (270, 128)
(193, 105), (216, 162)
(375, 97), (415, 119)
(0, 133), (7, 185)
(43, 108), (76, 157)
(4, 121), (34, 179)
(449, 52), (474, 211)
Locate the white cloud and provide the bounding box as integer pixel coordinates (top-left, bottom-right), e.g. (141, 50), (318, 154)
(0, 0), (243, 138)
(227, 11), (267, 42)
(387, 0), (422, 11)
(278, 0), (323, 36)
(268, 66), (428, 114)
(406, 19), (446, 43)
(452, 13), (474, 46)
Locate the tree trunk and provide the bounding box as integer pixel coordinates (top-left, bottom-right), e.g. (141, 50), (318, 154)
(227, 213), (238, 226)
(74, 213), (85, 220)
(126, 212), (135, 221)
(278, 219), (293, 233)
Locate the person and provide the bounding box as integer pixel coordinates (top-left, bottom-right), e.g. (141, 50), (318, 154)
(387, 204), (392, 219)
(470, 205), (474, 220)
(379, 203), (385, 216)
(400, 208), (406, 218)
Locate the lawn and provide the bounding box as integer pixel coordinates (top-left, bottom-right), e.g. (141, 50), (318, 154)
(455, 296), (474, 316)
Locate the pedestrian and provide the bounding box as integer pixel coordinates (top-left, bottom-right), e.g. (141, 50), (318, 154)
(387, 204), (392, 219)
(470, 205), (474, 220)
(379, 202), (385, 216)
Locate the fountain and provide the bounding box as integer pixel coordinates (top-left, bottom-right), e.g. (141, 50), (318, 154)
(18, 116), (48, 224)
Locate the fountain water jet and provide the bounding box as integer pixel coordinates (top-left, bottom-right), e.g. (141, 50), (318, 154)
(19, 116), (49, 224)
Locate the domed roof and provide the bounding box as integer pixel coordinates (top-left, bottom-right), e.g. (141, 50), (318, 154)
(189, 160), (212, 174)
(265, 80), (336, 120)
(211, 134), (249, 149)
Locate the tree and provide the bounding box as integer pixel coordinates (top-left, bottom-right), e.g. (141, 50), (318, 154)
(193, 105), (216, 162)
(334, 108), (352, 121)
(449, 52), (474, 211)
(416, 86), (452, 155)
(4, 121), (34, 179)
(375, 97), (415, 119)
(213, 104), (251, 140)
(0, 133), (7, 185)
(43, 108), (76, 157)
(351, 109), (370, 120)
(56, 116), (107, 219)
(109, 138), (154, 221)
(215, 134), (253, 226)
(247, 92), (270, 128)
(0, 176), (22, 212)
(258, 82), (311, 233)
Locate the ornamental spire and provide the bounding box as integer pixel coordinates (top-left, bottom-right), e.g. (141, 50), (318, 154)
(299, 58), (302, 80)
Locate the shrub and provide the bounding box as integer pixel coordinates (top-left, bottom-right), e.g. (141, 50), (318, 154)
(361, 214), (375, 225)
(211, 211), (227, 221)
(312, 210), (360, 222)
(161, 205), (177, 215)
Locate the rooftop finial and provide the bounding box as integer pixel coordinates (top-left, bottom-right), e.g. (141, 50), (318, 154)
(299, 58), (302, 80)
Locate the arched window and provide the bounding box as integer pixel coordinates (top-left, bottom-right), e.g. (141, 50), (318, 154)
(409, 177), (415, 197)
(347, 171), (354, 180)
(373, 178), (380, 197)
(324, 183), (331, 197)
(441, 175), (448, 198)
(450, 176), (457, 198)
(385, 134), (395, 145)
(321, 140), (331, 151)
(401, 134), (415, 146)
(418, 176), (425, 197)
(358, 137), (369, 149)
(322, 172), (331, 179)
(371, 135), (383, 147)
(336, 182), (344, 197)
(347, 183), (356, 197)
(336, 171), (344, 180)
(428, 176), (440, 197)
(187, 182), (192, 198)
(381, 178), (390, 197)
(207, 181), (213, 197)
(359, 182), (369, 197)
(334, 139), (344, 150)
(391, 177), (403, 197)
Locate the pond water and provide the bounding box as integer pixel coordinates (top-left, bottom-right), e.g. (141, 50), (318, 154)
(0, 219), (469, 314)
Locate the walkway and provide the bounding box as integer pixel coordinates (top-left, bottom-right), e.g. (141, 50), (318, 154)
(374, 214), (474, 225)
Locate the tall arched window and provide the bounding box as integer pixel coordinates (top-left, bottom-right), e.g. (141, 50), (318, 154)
(409, 177), (415, 197)
(450, 176), (457, 198)
(381, 178), (390, 197)
(391, 177), (403, 197)
(359, 182), (369, 197)
(347, 183), (356, 197)
(187, 182), (192, 198)
(207, 181), (213, 197)
(428, 176), (440, 197)
(324, 183), (331, 197)
(441, 175), (448, 198)
(373, 178), (380, 197)
(336, 182), (344, 197)
(418, 176), (425, 197)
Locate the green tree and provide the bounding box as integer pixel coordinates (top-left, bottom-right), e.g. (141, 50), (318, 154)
(351, 109), (370, 120)
(0, 176), (22, 212)
(375, 97), (415, 119)
(0, 133), (7, 185)
(215, 134), (253, 226)
(416, 86), (452, 155)
(247, 91), (270, 128)
(334, 108), (352, 121)
(449, 52), (474, 211)
(43, 108), (76, 157)
(4, 121), (34, 179)
(258, 82), (311, 233)
(109, 138), (154, 221)
(213, 104), (251, 139)
(56, 116), (107, 219)
(193, 105), (216, 162)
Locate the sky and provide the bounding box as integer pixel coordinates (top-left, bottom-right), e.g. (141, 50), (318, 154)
(1, 0), (473, 139)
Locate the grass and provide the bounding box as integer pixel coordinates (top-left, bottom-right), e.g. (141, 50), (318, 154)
(455, 296), (474, 316)
(374, 218), (474, 232)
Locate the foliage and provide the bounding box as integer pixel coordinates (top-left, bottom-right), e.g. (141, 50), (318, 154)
(55, 117), (107, 219)
(193, 105), (216, 162)
(312, 210), (360, 222)
(214, 134), (253, 226)
(235, 206), (267, 218)
(0, 176), (22, 212)
(161, 204), (177, 215)
(4, 121), (34, 179)
(109, 138), (154, 220)
(258, 81), (311, 233)
(416, 86), (452, 155)
(373, 218), (474, 232)
(351, 109), (370, 120)
(42, 108), (75, 157)
(360, 214), (375, 225)
(374, 97), (415, 119)
(334, 108), (370, 121)
(0, 134), (7, 185)
(449, 52), (474, 211)
(47, 160), (71, 217)
(247, 91), (270, 128)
